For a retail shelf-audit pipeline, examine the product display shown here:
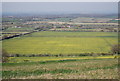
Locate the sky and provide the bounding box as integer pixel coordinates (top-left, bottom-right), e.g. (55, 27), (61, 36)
(1, 0), (119, 2)
(2, 2), (118, 15)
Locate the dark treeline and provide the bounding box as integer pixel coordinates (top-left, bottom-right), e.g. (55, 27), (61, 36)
(1, 30), (43, 41)
(7, 53), (114, 57)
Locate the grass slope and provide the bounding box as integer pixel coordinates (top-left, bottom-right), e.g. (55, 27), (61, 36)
(2, 58), (118, 79)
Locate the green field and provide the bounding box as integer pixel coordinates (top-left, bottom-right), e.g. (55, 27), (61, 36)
(3, 31), (118, 55)
(8, 56), (117, 63)
(2, 58), (118, 79)
(4, 27), (34, 32)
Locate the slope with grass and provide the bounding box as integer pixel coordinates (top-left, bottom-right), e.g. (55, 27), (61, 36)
(2, 58), (118, 79)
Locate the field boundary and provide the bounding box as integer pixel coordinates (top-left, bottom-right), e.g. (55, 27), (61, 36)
(6, 55), (120, 63)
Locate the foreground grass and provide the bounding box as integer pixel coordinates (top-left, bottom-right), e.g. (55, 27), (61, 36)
(2, 58), (119, 79)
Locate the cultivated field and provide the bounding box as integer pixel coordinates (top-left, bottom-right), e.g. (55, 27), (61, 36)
(3, 31), (118, 55)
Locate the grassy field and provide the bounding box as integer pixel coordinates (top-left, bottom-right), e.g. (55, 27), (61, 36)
(3, 31), (118, 55)
(7, 56), (117, 63)
(4, 27), (34, 32)
(2, 58), (118, 79)
(72, 17), (112, 23)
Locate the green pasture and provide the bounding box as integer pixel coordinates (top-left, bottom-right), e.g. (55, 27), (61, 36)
(8, 56), (117, 63)
(3, 31), (118, 55)
(4, 27), (34, 32)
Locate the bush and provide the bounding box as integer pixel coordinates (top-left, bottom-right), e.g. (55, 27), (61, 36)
(111, 44), (120, 55)
(2, 49), (9, 63)
(14, 54), (20, 57)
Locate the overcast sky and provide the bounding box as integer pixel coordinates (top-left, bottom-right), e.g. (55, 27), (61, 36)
(2, 2), (118, 15)
(1, 0), (119, 2)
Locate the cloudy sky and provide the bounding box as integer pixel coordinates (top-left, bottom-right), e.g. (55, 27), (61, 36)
(2, 2), (118, 15)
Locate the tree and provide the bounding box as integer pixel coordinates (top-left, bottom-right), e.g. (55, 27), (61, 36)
(111, 44), (120, 55)
(2, 49), (9, 63)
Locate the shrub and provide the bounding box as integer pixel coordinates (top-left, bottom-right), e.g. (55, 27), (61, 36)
(111, 44), (120, 55)
(2, 49), (9, 63)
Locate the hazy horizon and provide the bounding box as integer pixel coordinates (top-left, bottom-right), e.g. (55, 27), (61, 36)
(2, 2), (118, 15)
